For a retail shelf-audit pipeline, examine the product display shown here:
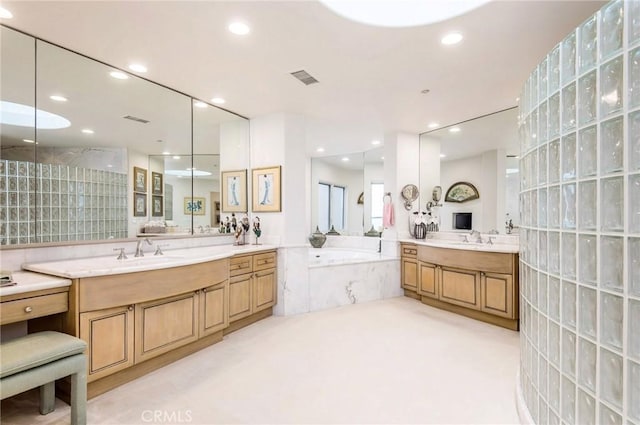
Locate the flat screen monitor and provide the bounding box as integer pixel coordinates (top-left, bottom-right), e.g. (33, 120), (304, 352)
(452, 212), (472, 230)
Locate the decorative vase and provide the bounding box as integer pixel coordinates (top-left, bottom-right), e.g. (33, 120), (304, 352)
(308, 226), (327, 248)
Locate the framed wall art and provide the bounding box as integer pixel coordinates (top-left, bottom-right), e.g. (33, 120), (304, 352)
(221, 169), (247, 213)
(184, 197), (206, 215)
(252, 166), (281, 212)
(151, 172), (163, 195)
(444, 181), (480, 203)
(151, 195), (163, 217)
(133, 192), (147, 217)
(133, 166), (147, 193)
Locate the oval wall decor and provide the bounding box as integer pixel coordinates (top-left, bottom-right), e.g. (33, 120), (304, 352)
(444, 181), (479, 203)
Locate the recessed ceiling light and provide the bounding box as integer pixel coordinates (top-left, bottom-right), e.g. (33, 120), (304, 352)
(49, 95), (67, 102)
(173, 155), (181, 159)
(440, 154), (446, 158)
(22, 139), (35, 144)
(428, 122), (439, 129)
(81, 129), (94, 134)
(110, 71), (129, 80)
(193, 101), (208, 108)
(0, 7), (13, 19)
(441, 32), (463, 45)
(211, 97), (226, 104)
(341, 157), (349, 162)
(381, 156), (385, 160)
(449, 127), (461, 133)
(128, 63), (147, 73)
(316, 147), (325, 153)
(228, 22), (250, 35)
(371, 140), (381, 145)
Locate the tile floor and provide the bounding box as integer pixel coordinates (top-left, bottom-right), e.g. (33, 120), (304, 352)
(1, 297), (521, 424)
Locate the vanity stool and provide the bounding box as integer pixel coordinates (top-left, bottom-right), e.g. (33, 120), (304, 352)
(0, 331), (87, 425)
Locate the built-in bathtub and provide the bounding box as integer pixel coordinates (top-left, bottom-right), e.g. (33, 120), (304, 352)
(308, 248), (383, 267)
(307, 247), (401, 311)
(275, 246), (402, 316)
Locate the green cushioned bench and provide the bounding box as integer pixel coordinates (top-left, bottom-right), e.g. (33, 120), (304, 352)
(0, 331), (87, 425)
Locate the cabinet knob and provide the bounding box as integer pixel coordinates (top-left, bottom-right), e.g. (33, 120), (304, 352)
(128, 305), (134, 311)
(24, 306), (33, 313)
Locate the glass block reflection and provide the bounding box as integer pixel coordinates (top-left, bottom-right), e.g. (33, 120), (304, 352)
(578, 71), (597, 126)
(601, 116), (624, 174)
(600, 56), (624, 117)
(600, 0), (624, 60)
(601, 177), (624, 232)
(579, 15), (598, 73)
(0, 160), (128, 245)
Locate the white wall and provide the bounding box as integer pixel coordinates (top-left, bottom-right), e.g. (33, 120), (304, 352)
(250, 113), (309, 245)
(383, 132), (420, 241)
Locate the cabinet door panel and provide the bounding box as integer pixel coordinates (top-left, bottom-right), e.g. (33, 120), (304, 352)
(135, 292), (198, 363)
(253, 269), (276, 312)
(80, 305), (134, 382)
(401, 259), (418, 291)
(229, 275), (252, 322)
(440, 267), (480, 309)
(481, 273), (514, 318)
(418, 262), (438, 299)
(200, 281), (229, 336)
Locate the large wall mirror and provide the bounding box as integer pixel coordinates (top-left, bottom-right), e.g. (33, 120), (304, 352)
(419, 107), (519, 234)
(310, 147), (384, 236)
(0, 25), (249, 246)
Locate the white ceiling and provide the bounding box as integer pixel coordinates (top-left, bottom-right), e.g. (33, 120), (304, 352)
(1, 0), (605, 157)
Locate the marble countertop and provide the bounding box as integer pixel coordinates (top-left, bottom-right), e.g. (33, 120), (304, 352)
(1, 271), (72, 297)
(401, 238), (519, 254)
(22, 244), (278, 279)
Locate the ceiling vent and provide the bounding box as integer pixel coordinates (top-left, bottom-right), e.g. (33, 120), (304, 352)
(290, 70), (319, 86)
(123, 115), (149, 124)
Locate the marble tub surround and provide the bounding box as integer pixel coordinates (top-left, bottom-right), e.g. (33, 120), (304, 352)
(22, 243), (278, 278)
(276, 244), (401, 316)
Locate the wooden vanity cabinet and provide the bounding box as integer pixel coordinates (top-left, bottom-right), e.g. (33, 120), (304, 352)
(418, 262), (439, 300)
(135, 292), (199, 363)
(401, 243), (519, 330)
(79, 305), (134, 381)
(73, 259), (229, 387)
(439, 266), (480, 309)
(400, 243), (419, 295)
(228, 250), (277, 323)
(200, 280), (229, 337)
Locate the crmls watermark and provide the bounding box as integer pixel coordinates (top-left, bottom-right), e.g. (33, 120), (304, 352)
(141, 409), (193, 423)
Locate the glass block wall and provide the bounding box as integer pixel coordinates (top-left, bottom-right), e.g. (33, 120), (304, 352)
(518, 1), (640, 424)
(0, 160), (128, 245)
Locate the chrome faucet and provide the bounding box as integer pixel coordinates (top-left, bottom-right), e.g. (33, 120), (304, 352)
(135, 238), (152, 257)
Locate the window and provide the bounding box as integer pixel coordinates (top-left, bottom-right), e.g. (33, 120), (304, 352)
(371, 183), (384, 230)
(318, 182), (345, 232)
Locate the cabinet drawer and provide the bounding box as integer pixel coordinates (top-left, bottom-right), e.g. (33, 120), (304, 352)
(401, 244), (418, 258)
(1, 291), (68, 325)
(418, 245), (514, 274)
(253, 251), (276, 272)
(230, 256), (253, 277)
